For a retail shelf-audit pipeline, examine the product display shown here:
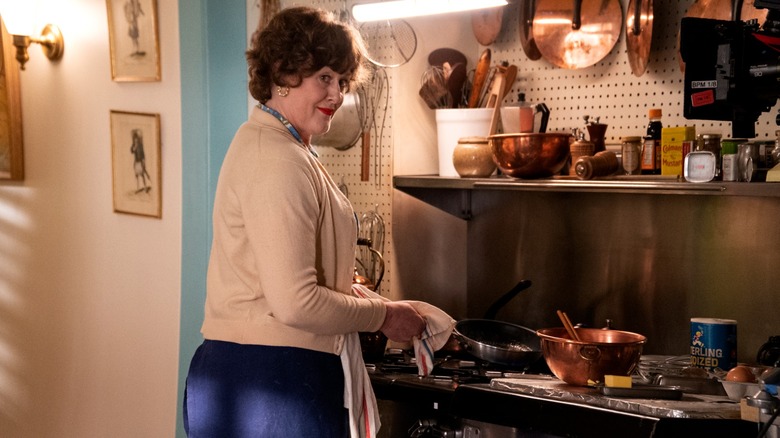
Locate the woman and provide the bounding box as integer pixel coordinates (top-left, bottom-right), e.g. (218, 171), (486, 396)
(183, 7), (426, 438)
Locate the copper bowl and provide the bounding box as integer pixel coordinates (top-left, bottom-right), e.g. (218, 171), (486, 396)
(489, 133), (572, 179)
(537, 327), (646, 386)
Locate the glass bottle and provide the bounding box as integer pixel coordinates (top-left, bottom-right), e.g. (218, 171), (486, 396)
(642, 108), (662, 174)
(622, 136), (643, 175)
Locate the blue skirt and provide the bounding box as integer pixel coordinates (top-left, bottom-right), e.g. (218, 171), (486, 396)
(184, 340), (348, 438)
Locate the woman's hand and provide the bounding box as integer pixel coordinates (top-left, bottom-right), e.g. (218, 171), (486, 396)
(380, 302), (426, 342)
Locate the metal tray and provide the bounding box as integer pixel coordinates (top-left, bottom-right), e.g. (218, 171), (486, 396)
(600, 384), (683, 400)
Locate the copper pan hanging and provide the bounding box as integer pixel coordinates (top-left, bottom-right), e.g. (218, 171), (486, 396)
(532, 0), (623, 69)
(519, 0), (542, 60)
(676, 0), (767, 72)
(625, 0), (653, 77)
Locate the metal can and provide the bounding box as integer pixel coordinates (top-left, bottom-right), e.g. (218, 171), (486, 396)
(690, 318), (737, 372)
(722, 153), (738, 181)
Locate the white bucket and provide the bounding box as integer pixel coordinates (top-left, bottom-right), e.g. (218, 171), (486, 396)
(435, 108), (494, 177)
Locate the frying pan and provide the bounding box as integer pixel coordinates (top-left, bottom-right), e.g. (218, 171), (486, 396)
(533, 0), (623, 69)
(625, 0), (653, 77)
(451, 280), (543, 367)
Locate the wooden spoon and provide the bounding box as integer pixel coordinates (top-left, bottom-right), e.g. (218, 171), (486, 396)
(468, 49), (492, 108)
(557, 310), (581, 341)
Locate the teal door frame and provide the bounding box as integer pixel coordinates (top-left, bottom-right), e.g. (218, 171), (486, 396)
(176, 1), (247, 436)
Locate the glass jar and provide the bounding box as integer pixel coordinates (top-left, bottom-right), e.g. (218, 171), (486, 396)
(698, 133), (723, 179)
(621, 136), (642, 175)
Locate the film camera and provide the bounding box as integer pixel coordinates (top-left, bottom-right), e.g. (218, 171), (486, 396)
(681, 0), (780, 138)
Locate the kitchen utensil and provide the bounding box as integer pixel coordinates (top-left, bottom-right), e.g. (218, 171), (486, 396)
(586, 121), (608, 153)
(446, 63), (468, 108)
(311, 91), (363, 149)
(501, 64), (517, 100)
(451, 280), (543, 367)
(471, 6), (505, 45)
(533, 0), (623, 69)
(370, 67), (389, 188)
(518, 0), (543, 60)
(354, 236), (385, 292)
(455, 320), (542, 367)
(468, 49), (492, 108)
(537, 327), (646, 386)
(428, 48), (468, 70)
(489, 132), (572, 179)
(556, 310), (581, 341)
(357, 66), (385, 180)
(600, 384), (683, 400)
(625, 0), (654, 77)
(486, 71), (506, 136)
(419, 66), (452, 109)
(357, 206), (385, 291)
(358, 19), (417, 68)
(501, 99), (550, 133)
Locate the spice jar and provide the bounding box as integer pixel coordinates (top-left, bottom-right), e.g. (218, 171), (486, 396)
(621, 136), (642, 175)
(698, 134), (723, 179)
(575, 151), (619, 180)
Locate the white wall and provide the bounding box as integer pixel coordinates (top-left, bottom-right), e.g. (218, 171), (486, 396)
(0, 0), (181, 436)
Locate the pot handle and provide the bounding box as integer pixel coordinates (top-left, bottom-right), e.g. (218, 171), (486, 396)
(579, 345), (602, 362)
(483, 279), (533, 319)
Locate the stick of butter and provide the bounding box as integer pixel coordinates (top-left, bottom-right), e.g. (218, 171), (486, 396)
(604, 375), (632, 388)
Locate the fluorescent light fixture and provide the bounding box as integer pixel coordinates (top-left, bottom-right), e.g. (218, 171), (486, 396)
(351, 0), (508, 22)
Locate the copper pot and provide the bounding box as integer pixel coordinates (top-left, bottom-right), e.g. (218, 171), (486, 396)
(489, 133), (572, 179)
(536, 327), (646, 386)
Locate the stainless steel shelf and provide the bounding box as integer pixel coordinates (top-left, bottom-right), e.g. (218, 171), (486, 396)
(393, 175), (780, 219)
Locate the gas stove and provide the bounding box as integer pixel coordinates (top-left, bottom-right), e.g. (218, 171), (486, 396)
(369, 348), (551, 385)
(368, 350), (756, 438)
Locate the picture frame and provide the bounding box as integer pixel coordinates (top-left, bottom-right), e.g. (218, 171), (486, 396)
(106, 0), (161, 82)
(0, 17), (24, 181)
(110, 110), (162, 218)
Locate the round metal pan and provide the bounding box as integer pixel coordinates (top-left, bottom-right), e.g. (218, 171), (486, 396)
(450, 279), (542, 368)
(454, 319), (542, 367)
(518, 0), (542, 60)
(625, 0), (653, 77)
(533, 0), (623, 69)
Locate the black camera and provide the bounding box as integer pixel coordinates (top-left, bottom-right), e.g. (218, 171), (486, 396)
(680, 1), (780, 138)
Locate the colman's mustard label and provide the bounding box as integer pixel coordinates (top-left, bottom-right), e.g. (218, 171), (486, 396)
(690, 318), (737, 372)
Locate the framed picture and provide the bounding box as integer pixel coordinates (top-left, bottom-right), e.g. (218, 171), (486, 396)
(106, 0), (161, 81)
(110, 110), (162, 218)
(0, 17), (24, 180)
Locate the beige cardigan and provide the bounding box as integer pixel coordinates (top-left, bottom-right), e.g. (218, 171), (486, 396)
(201, 107), (387, 355)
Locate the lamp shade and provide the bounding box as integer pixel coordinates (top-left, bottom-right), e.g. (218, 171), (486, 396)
(352, 0), (508, 22)
(0, 0), (37, 36)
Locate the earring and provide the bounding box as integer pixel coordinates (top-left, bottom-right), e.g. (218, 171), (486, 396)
(276, 86), (290, 97)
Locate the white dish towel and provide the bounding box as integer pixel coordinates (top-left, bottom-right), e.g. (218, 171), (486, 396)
(341, 284), (456, 438)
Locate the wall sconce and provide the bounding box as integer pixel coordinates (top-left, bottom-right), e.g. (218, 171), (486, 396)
(1, 1), (65, 70)
(352, 0), (508, 22)
(10, 24), (64, 70)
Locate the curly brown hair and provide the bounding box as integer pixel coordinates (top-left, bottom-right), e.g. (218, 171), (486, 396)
(247, 7), (370, 103)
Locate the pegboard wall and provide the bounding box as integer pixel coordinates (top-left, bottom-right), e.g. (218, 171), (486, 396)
(251, 0), (780, 296)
